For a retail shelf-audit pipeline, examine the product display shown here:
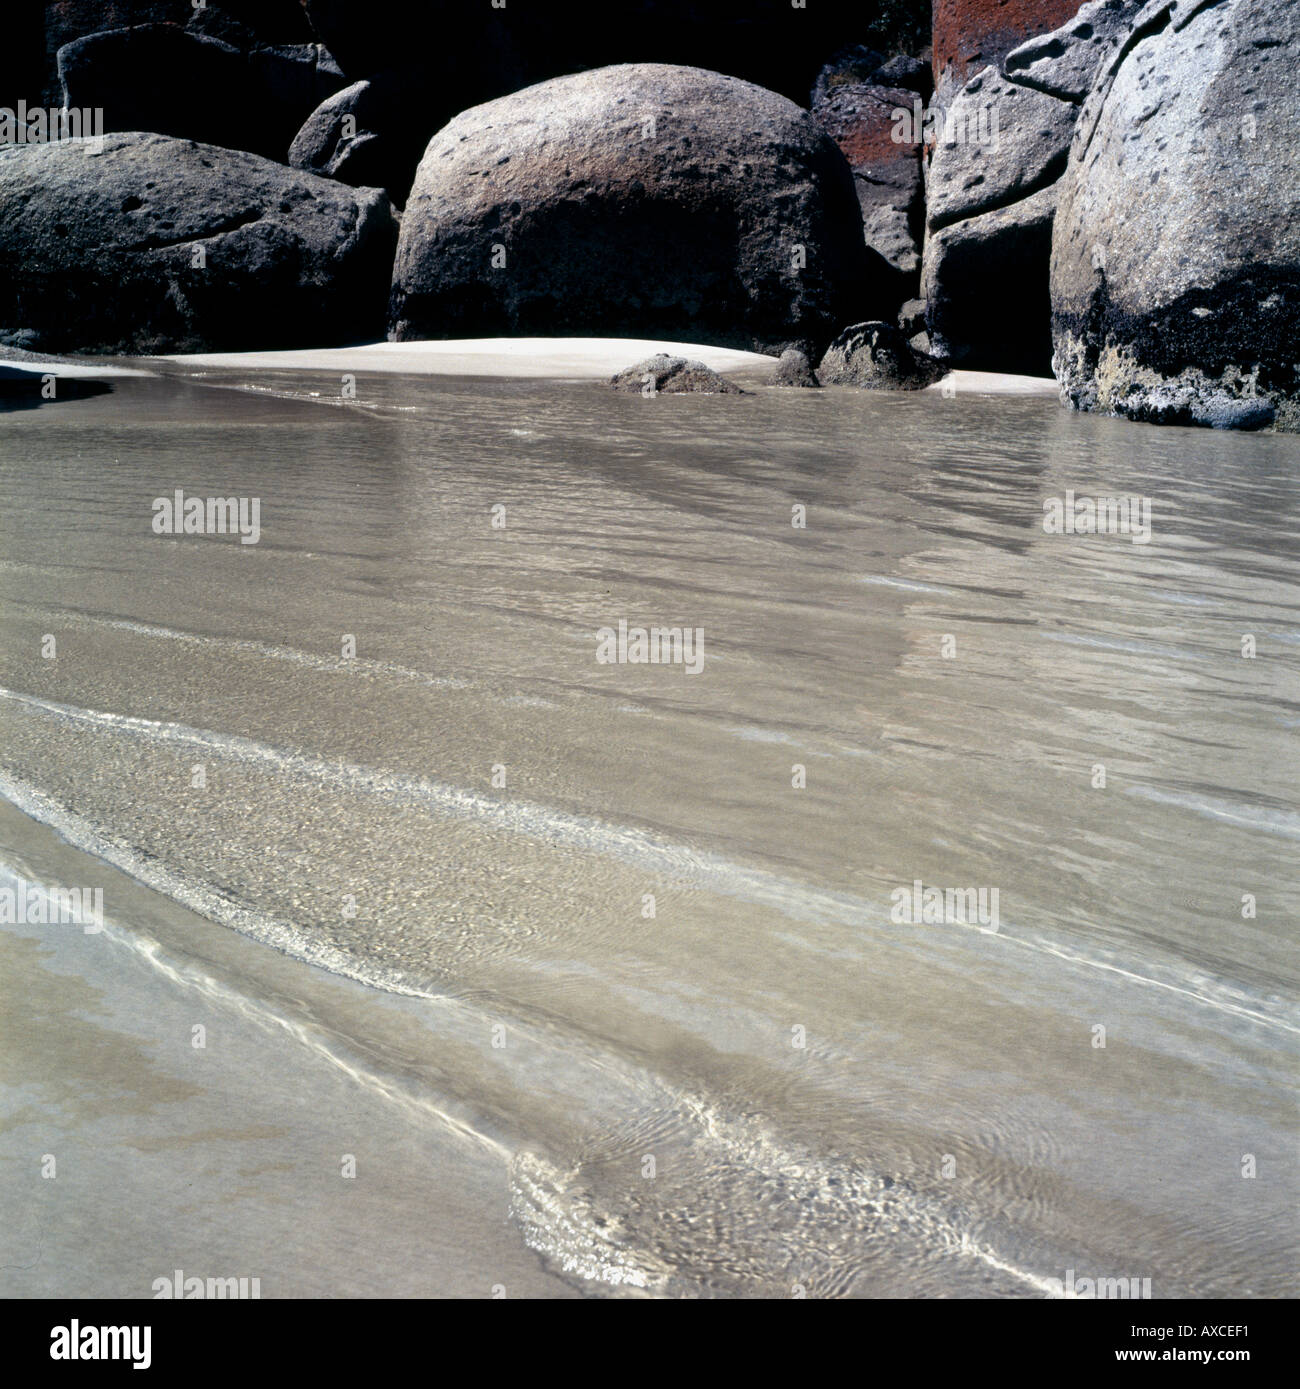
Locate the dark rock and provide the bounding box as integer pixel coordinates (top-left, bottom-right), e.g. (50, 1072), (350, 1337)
(301, 3), (924, 110)
(57, 24), (345, 160)
(898, 297), (927, 337)
(32, 2), (313, 107)
(772, 349), (820, 387)
(389, 64), (875, 358)
(810, 47), (887, 106)
(923, 183), (1058, 376)
(871, 54), (932, 97)
(610, 355), (746, 395)
(1052, 0), (1299, 431)
(289, 71), (437, 204)
(817, 320), (947, 389)
(1004, 0), (1145, 103)
(0, 132), (398, 355)
(811, 82), (924, 304)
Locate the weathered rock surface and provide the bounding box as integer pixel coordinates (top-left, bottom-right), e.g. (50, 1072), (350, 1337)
(390, 64), (874, 357)
(1003, 0), (1145, 102)
(1051, 0), (1300, 430)
(926, 67), (1076, 231)
(610, 354), (746, 395)
(933, 0), (1085, 109)
(0, 132), (397, 355)
(817, 320), (947, 389)
(771, 349), (820, 387)
(289, 72), (436, 204)
(921, 2), (1110, 375)
(812, 81), (924, 299)
(58, 23), (346, 160)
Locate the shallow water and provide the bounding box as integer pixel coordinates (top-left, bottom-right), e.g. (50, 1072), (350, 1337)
(1, 368), (1297, 1297)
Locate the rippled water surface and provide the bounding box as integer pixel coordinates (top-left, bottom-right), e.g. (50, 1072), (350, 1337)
(2, 369), (1297, 1296)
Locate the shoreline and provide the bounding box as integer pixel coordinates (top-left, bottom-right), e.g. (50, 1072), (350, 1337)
(3, 336), (1063, 396)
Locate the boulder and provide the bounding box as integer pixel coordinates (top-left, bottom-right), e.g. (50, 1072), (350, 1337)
(923, 184), (1058, 376)
(920, 1), (1108, 375)
(817, 320), (947, 389)
(811, 82), (924, 303)
(289, 72), (437, 204)
(389, 64), (875, 357)
(925, 67), (1076, 231)
(610, 355), (745, 395)
(1003, 0), (1146, 103)
(1051, 0), (1300, 430)
(0, 132), (398, 355)
(932, 0), (1086, 109)
(771, 349), (820, 387)
(57, 24), (345, 161)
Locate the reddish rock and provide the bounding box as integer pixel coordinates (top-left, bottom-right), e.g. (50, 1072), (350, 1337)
(812, 84), (924, 297)
(932, 0), (1084, 106)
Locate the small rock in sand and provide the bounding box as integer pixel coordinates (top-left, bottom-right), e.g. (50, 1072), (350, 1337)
(610, 354), (746, 395)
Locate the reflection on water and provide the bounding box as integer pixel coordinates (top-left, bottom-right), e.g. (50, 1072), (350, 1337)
(0, 370), (1297, 1296)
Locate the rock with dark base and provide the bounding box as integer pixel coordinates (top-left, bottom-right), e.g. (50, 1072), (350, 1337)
(389, 64), (874, 358)
(1051, 0), (1300, 431)
(817, 321), (947, 389)
(610, 355), (746, 395)
(771, 349), (820, 387)
(0, 132), (398, 355)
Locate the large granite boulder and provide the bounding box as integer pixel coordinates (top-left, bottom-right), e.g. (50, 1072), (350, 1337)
(388, 64), (874, 357)
(1052, 0), (1300, 430)
(0, 132), (397, 355)
(57, 24), (345, 160)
